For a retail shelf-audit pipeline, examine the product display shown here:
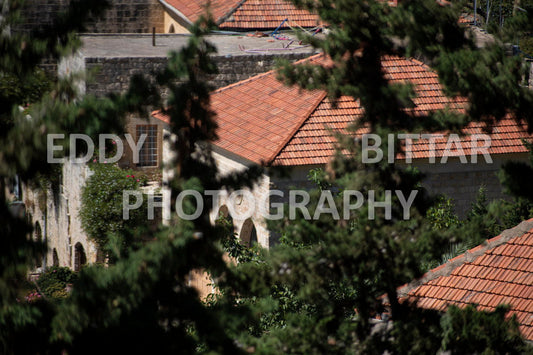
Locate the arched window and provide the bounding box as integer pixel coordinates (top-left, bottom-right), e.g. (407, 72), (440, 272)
(217, 205), (230, 219)
(216, 205), (234, 230)
(74, 243), (87, 272)
(168, 24), (175, 33)
(240, 218), (257, 248)
(96, 247), (106, 264)
(52, 249), (59, 267)
(35, 222), (42, 268)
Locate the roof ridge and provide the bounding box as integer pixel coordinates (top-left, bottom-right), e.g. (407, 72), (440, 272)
(266, 91), (327, 165)
(397, 218), (533, 298)
(216, 0), (247, 25)
(152, 53), (324, 123)
(406, 56), (434, 72)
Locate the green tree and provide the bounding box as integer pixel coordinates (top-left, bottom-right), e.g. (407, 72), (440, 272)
(80, 163), (147, 251)
(426, 195), (461, 230)
(47, 16), (264, 355)
(441, 305), (526, 353)
(217, 0), (533, 353)
(0, 0), (156, 352)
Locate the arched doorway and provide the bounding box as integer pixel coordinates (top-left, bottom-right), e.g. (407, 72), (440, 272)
(215, 205), (234, 234)
(96, 248), (106, 264)
(240, 218), (257, 247)
(74, 243), (87, 271)
(52, 249), (59, 267)
(35, 222), (42, 268)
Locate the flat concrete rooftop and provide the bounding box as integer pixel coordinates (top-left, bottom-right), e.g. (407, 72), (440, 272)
(79, 33), (319, 58)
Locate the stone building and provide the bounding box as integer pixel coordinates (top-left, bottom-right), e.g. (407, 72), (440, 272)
(153, 53), (533, 247)
(23, 33), (317, 271)
(61, 34), (317, 97)
(24, 162), (96, 271)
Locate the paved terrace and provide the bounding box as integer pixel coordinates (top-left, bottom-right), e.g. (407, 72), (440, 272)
(79, 33), (319, 58)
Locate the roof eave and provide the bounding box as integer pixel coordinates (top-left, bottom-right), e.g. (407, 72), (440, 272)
(216, 0), (248, 26)
(398, 218), (533, 298)
(159, 0), (194, 27)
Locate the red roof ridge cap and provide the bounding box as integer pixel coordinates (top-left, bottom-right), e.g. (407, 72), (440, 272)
(405, 56), (434, 71)
(267, 91), (327, 165)
(216, 0), (248, 25)
(397, 218), (533, 298)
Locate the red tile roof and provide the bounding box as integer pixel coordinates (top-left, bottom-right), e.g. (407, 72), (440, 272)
(153, 54), (532, 165)
(164, 0), (241, 25)
(153, 68), (325, 164)
(212, 55), (530, 166)
(164, 0), (321, 30)
(218, 0), (321, 30)
(398, 219), (533, 341)
(210, 71), (326, 164)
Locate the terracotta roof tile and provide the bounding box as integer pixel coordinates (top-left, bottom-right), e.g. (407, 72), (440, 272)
(164, 0), (320, 30)
(153, 53), (533, 166)
(220, 0), (321, 30)
(400, 220), (533, 341)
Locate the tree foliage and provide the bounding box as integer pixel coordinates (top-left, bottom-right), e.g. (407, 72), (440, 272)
(1, 0), (533, 353)
(0, 0), (156, 352)
(441, 305), (526, 354)
(80, 162), (146, 249)
(220, 0), (533, 352)
(36, 266), (77, 299)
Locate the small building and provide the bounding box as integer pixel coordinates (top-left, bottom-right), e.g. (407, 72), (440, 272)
(160, 0), (322, 34)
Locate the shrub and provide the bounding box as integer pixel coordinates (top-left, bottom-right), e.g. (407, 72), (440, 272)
(426, 195), (461, 230)
(36, 266), (77, 299)
(80, 163), (147, 248)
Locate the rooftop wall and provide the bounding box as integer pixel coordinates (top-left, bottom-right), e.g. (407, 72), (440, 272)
(15, 0), (164, 33)
(83, 53), (312, 96)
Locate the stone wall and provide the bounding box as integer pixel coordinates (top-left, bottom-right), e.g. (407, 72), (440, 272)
(415, 155), (529, 217)
(23, 161), (98, 270)
(421, 167), (503, 216)
(15, 0), (164, 33)
(208, 149), (272, 248)
(84, 53), (312, 96)
(208, 152), (529, 250)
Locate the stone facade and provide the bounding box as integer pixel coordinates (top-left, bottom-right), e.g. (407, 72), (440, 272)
(209, 149), (271, 247)
(15, 0), (164, 33)
(412, 155), (527, 216)
(24, 161), (97, 270)
(163, 10), (189, 34)
(84, 53), (312, 97)
(207, 150), (531, 246)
